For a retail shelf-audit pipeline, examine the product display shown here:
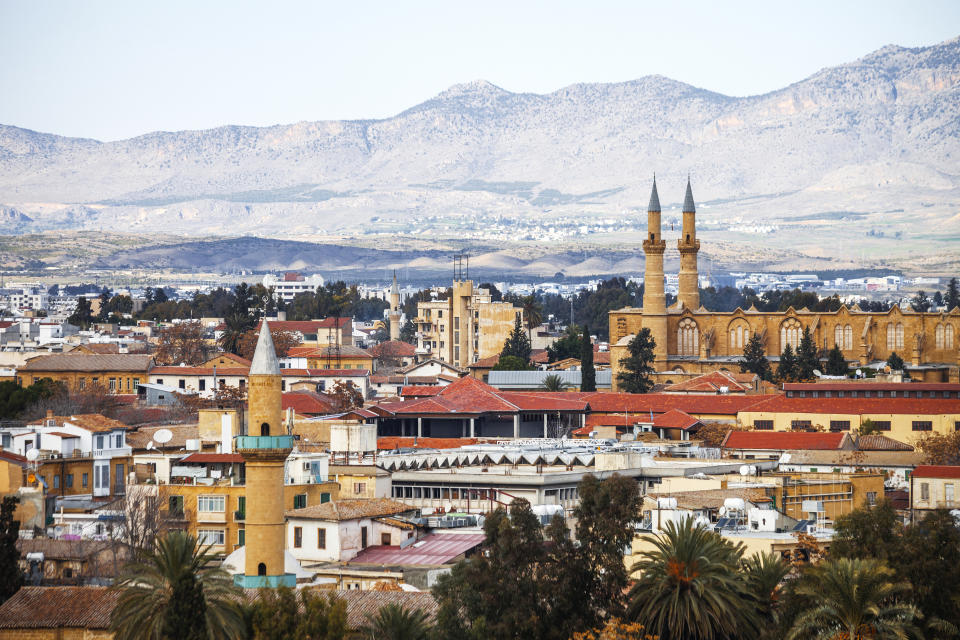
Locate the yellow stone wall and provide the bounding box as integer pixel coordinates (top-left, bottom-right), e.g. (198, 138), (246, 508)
(737, 409), (960, 442)
(243, 455), (286, 578)
(248, 374), (282, 437)
(0, 629), (114, 640)
(19, 370), (146, 394)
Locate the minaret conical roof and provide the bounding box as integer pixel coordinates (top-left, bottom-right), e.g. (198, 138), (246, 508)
(250, 319), (280, 376)
(648, 177), (661, 213)
(683, 178), (696, 213)
(391, 270), (399, 295)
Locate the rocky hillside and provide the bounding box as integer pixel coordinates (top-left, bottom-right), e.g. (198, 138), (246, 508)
(0, 38), (958, 274)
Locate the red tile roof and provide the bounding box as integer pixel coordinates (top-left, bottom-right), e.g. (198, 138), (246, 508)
(721, 431), (850, 451)
(259, 318), (352, 333)
(784, 382), (960, 392)
(400, 385), (444, 397)
(856, 435), (914, 451)
(283, 271), (303, 282)
(530, 349), (549, 364)
(178, 453), (245, 464)
(378, 437), (479, 450)
(911, 465), (960, 479)
(27, 414), (128, 433)
(350, 533), (486, 566)
(469, 354), (500, 369)
(283, 391), (336, 415)
(369, 341), (417, 358)
(741, 395), (960, 415)
(584, 413), (645, 428)
(0, 586), (118, 629)
(652, 409), (701, 430)
(664, 371), (753, 394)
(0, 450), (27, 465)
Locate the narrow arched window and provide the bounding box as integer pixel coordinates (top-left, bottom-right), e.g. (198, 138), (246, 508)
(258, 562), (266, 576)
(844, 325), (853, 351)
(260, 423), (270, 436)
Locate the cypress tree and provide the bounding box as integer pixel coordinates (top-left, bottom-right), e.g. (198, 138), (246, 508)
(947, 277), (960, 311)
(0, 496), (22, 604)
(738, 332), (772, 381)
(616, 328), (656, 394)
(887, 351), (905, 371)
(777, 344), (799, 383)
(796, 328), (819, 380)
(500, 316), (531, 363)
(824, 344), (849, 376)
(580, 326), (596, 392)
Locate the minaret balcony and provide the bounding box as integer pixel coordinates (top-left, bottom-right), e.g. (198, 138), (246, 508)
(235, 435), (295, 451)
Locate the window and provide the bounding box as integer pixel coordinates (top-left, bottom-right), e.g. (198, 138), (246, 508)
(955, 421), (960, 432)
(791, 420), (813, 431)
(920, 483), (930, 501)
(729, 322), (748, 353)
(169, 495), (184, 516)
(830, 420), (851, 432)
(381, 532), (392, 545)
(199, 379), (206, 391)
(81, 473), (88, 488)
(320, 492), (331, 504)
(78, 378), (86, 390)
(361, 526), (368, 549)
(198, 529), (225, 546)
(318, 528), (326, 549)
(133, 378), (140, 390)
(781, 318), (801, 350)
(946, 483), (955, 506)
(95, 435), (105, 450)
(293, 526), (303, 548)
(873, 420), (891, 431)
(156, 378), (163, 385)
(198, 495), (226, 512)
(677, 318), (699, 356)
(53, 475), (60, 489)
(353, 482), (366, 495)
(753, 420), (774, 430)
(912, 421), (933, 432)
(109, 377), (117, 392)
(236, 496), (246, 520)
(238, 529), (245, 547)
(293, 494), (307, 509)
(887, 322), (904, 351)
(179, 379), (186, 389)
(866, 491), (877, 506)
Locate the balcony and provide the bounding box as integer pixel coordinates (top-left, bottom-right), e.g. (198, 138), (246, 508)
(234, 510), (245, 521)
(235, 435), (294, 451)
(234, 573), (296, 588)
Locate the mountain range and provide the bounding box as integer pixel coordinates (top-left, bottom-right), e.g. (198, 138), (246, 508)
(1, 37), (959, 275)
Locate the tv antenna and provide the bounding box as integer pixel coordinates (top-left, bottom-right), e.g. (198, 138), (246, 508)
(453, 253), (469, 282)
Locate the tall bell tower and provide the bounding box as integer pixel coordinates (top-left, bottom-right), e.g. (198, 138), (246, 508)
(641, 177), (668, 367)
(677, 177), (701, 310)
(235, 320), (295, 588)
(389, 271), (401, 342)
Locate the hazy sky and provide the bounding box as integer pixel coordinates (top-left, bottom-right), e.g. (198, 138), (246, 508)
(1, 0), (958, 141)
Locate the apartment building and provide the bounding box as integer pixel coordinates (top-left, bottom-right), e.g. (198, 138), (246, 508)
(910, 465), (960, 516)
(16, 354), (153, 394)
(415, 280), (522, 368)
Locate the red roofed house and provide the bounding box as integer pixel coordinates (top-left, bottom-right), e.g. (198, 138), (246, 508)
(283, 391), (337, 417)
(257, 317), (353, 347)
(910, 465), (960, 516)
(369, 340), (417, 368)
(721, 431), (855, 460)
(663, 370), (761, 395)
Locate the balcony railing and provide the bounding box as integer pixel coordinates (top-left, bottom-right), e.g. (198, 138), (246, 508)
(235, 435), (294, 450)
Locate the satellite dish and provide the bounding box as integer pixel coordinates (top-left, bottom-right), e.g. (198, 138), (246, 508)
(780, 453), (792, 464)
(718, 506), (727, 516)
(813, 369), (822, 377)
(154, 429), (173, 444)
(739, 465), (749, 476)
(856, 369), (862, 377)
(146, 441), (155, 451)
(749, 465), (758, 476)
(26, 449), (39, 462)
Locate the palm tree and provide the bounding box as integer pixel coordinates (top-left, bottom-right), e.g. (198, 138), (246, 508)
(743, 551), (790, 634)
(541, 374), (568, 392)
(359, 603), (432, 640)
(218, 312), (252, 355)
(786, 557), (921, 640)
(521, 295), (543, 342)
(626, 516), (757, 640)
(110, 531), (244, 640)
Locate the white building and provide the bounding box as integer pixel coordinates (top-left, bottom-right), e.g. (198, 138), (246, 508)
(262, 273), (325, 303)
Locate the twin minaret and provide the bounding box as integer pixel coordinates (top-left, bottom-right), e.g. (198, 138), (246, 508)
(641, 177), (700, 365)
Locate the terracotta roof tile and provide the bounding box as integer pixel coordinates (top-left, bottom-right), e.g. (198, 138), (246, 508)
(377, 437), (479, 450)
(400, 385), (444, 397)
(283, 391), (336, 415)
(179, 453), (245, 464)
(0, 586), (118, 629)
(28, 414), (129, 433)
(911, 465), (960, 479)
(652, 409), (701, 430)
(19, 354), (153, 372)
(722, 431), (850, 451)
(664, 371), (753, 393)
(286, 498), (414, 520)
(369, 341), (417, 358)
(856, 435), (914, 451)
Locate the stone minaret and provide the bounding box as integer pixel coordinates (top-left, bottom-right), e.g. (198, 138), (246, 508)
(236, 319), (294, 588)
(641, 177), (668, 366)
(389, 271), (401, 342)
(677, 178), (701, 310)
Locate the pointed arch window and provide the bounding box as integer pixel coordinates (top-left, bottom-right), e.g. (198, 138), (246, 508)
(728, 320), (749, 354)
(780, 319), (801, 351)
(887, 323), (904, 351)
(677, 318), (699, 356)
(844, 325), (853, 350)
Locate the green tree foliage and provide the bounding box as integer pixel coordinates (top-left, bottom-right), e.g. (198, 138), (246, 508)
(887, 351), (905, 371)
(218, 313), (254, 355)
(0, 378), (60, 419)
(829, 502), (960, 632)
(786, 557), (921, 640)
(580, 327), (596, 392)
(0, 496), (22, 605)
(541, 374), (569, 392)
(795, 327), (819, 381)
(537, 278), (642, 341)
(399, 320), (417, 344)
(910, 290), (931, 312)
(359, 603), (431, 640)
(246, 586), (348, 640)
(68, 296), (94, 329)
(110, 531), (244, 640)
(777, 344), (799, 383)
(824, 344), (848, 377)
(479, 282), (503, 302)
(616, 328), (655, 394)
(742, 552), (791, 634)
(519, 295), (543, 341)
(500, 316), (532, 363)
(947, 277), (960, 310)
(626, 517), (758, 640)
(432, 476), (641, 640)
(492, 355), (532, 371)
(739, 332), (772, 381)
(546, 324), (582, 362)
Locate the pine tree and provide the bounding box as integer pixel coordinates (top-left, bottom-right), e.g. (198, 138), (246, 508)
(947, 278), (960, 310)
(0, 496), (22, 604)
(580, 326), (596, 392)
(825, 344), (849, 376)
(739, 332), (772, 381)
(796, 328), (820, 380)
(887, 351), (905, 371)
(617, 328), (656, 394)
(68, 296), (93, 329)
(910, 290), (931, 312)
(500, 316), (531, 363)
(777, 344), (798, 383)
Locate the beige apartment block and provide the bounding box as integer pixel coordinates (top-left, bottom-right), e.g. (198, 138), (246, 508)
(415, 280), (522, 368)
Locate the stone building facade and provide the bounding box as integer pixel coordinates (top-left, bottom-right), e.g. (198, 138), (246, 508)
(609, 179), (960, 388)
